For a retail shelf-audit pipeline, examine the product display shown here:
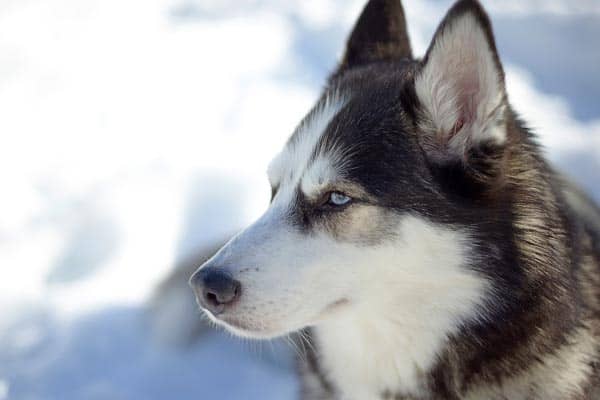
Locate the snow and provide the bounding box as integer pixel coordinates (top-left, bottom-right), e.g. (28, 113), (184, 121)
(0, 306), (297, 400)
(0, 0), (598, 399)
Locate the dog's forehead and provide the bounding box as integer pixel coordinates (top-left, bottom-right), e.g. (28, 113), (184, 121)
(267, 90), (348, 198)
(267, 63), (419, 202)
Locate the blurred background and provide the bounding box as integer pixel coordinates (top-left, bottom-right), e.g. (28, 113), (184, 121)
(0, 0), (599, 399)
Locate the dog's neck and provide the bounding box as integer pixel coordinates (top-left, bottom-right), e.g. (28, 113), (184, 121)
(312, 285), (596, 400)
(314, 318), (426, 399)
(313, 298), (467, 400)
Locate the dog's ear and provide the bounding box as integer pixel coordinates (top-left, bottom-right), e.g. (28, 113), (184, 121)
(415, 0), (507, 166)
(335, 0), (412, 73)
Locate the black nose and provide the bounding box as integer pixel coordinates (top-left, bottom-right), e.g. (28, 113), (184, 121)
(190, 268), (241, 314)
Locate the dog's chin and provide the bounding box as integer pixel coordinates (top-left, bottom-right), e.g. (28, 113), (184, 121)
(220, 321), (284, 339)
(202, 298), (352, 340)
(202, 309), (293, 339)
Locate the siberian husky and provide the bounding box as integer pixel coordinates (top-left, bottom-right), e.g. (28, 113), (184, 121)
(189, 0), (600, 398)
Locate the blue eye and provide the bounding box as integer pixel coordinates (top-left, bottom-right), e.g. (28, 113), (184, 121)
(328, 191), (352, 206)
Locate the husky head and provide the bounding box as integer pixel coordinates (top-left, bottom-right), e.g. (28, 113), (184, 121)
(191, 0), (511, 339)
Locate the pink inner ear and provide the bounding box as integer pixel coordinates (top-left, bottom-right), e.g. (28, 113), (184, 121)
(416, 10), (507, 155)
(451, 117), (465, 139)
(450, 68), (480, 140)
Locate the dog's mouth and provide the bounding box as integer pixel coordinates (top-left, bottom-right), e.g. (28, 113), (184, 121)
(322, 298), (351, 314)
(204, 311), (284, 339)
(202, 297), (352, 339)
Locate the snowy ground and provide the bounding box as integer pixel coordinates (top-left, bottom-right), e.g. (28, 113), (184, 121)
(0, 0), (599, 399)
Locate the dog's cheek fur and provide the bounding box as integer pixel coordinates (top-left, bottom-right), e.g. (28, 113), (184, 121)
(315, 205), (398, 245)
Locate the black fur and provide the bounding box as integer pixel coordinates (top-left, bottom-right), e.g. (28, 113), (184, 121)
(334, 0), (412, 77)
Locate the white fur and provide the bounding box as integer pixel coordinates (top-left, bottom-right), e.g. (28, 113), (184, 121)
(300, 156), (341, 200)
(267, 92), (346, 198)
(415, 12), (506, 157)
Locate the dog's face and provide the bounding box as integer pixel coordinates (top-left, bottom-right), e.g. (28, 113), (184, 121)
(191, 0), (509, 339)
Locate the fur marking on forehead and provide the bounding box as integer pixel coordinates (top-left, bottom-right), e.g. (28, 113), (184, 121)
(268, 91), (347, 191)
(300, 156), (340, 199)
